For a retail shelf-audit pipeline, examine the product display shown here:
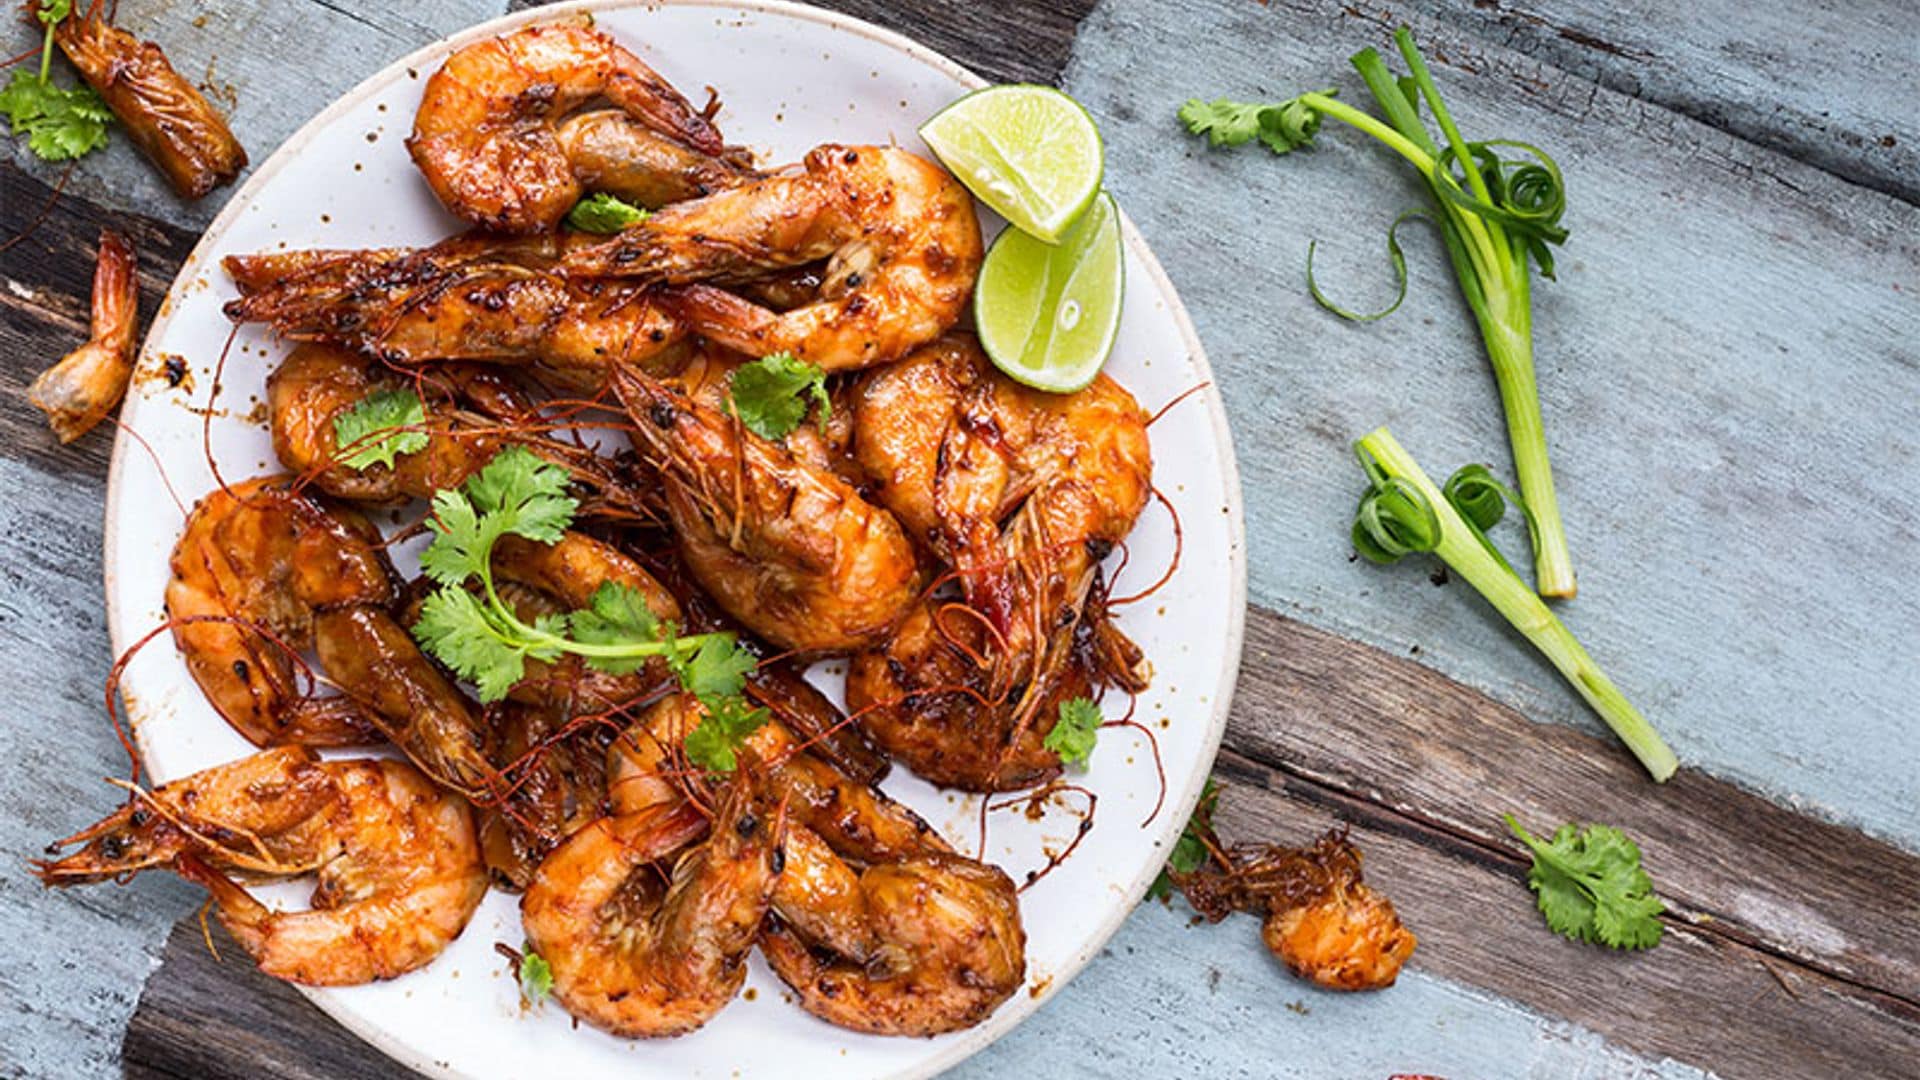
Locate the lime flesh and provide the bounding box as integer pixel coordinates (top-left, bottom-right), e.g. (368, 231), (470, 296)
(920, 84), (1104, 243)
(973, 191), (1124, 393)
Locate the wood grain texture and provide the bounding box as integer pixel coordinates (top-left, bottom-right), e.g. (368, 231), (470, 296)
(0, 168), (200, 477)
(1402, 0), (1920, 206)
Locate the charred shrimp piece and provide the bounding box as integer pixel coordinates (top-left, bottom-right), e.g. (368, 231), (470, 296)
(30, 230), (138, 444)
(38, 748), (486, 986)
(567, 145), (982, 372)
(520, 770), (784, 1038)
(408, 18), (740, 233)
(614, 371), (922, 654)
(1175, 829), (1417, 992)
(473, 701), (612, 891)
(167, 477), (501, 796)
(759, 844), (1025, 1037)
(46, 1), (246, 197)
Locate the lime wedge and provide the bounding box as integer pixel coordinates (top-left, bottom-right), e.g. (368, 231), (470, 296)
(920, 84), (1104, 243)
(974, 190), (1123, 393)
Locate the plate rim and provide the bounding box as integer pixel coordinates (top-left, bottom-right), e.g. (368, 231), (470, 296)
(102, 1), (1249, 1076)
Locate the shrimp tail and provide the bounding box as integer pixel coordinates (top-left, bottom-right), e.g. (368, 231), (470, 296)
(30, 229), (139, 443)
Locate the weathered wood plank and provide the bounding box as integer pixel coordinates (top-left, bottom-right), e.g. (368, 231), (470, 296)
(511, 0), (1101, 85)
(1228, 607), (1920, 1009)
(1207, 744), (1920, 1080)
(1404, 0), (1920, 206)
(123, 920), (395, 1080)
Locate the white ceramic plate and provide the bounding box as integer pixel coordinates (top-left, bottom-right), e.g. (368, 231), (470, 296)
(103, 2), (1246, 1076)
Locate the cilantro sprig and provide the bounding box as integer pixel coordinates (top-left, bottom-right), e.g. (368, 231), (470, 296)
(1182, 26), (1580, 598)
(409, 449), (760, 754)
(333, 388), (428, 471)
(1, 0), (112, 163)
(1147, 778), (1220, 900)
(1506, 815), (1666, 950)
(565, 192), (650, 233)
(727, 352), (831, 441)
(1044, 696), (1102, 768)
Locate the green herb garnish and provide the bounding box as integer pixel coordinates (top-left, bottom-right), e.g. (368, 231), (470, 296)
(1350, 427), (1677, 781)
(0, 0), (112, 163)
(411, 448), (755, 743)
(1044, 696), (1102, 768)
(564, 192), (650, 233)
(727, 352), (831, 441)
(332, 388), (428, 471)
(517, 947), (553, 1003)
(1182, 26), (1579, 598)
(1506, 815), (1666, 949)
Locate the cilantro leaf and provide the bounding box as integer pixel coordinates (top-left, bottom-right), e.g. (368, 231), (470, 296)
(1148, 778), (1220, 900)
(332, 388), (428, 471)
(565, 192), (650, 233)
(517, 947), (553, 1004)
(460, 445), (577, 541)
(669, 634), (758, 701)
(682, 693), (770, 773)
(410, 448), (750, 704)
(727, 352), (831, 441)
(1506, 815), (1666, 950)
(568, 581), (666, 675)
(1044, 696), (1102, 768)
(414, 586), (530, 703)
(0, 69), (111, 163)
(37, 0), (75, 26)
(1177, 95), (1325, 155)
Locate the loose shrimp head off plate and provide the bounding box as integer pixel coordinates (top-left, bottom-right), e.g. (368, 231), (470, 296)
(102, 3), (1242, 1078)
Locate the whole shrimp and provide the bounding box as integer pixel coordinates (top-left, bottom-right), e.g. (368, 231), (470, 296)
(408, 19), (738, 232)
(566, 145), (982, 372)
(519, 770), (785, 1038)
(38, 747), (487, 986)
(30, 230), (137, 444)
(266, 343), (654, 522)
(227, 241), (691, 389)
(167, 477), (500, 796)
(48, 0), (246, 197)
(606, 693), (1025, 1036)
(845, 334), (1153, 789)
(614, 370), (922, 654)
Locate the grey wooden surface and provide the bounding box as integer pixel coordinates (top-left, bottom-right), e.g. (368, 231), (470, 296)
(2, 0), (1917, 1078)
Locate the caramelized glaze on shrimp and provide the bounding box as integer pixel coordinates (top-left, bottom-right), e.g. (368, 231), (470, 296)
(30, 230), (138, 444)
(408, 19), (733, 232)
(227, 241), (690, 389)
(615, 371), (922, 654)
(568, 145), (982, 371)
(38, 748), (487, 986)
(603, 693), (1023, 1035)
(266, 343), (656, 522)
(49, 1), (246, 197)
(166, 477), (500, 796)
(520, 773), (784, 1038)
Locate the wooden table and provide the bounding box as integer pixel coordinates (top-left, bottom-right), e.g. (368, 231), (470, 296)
(3, 1), (1916, 1077)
